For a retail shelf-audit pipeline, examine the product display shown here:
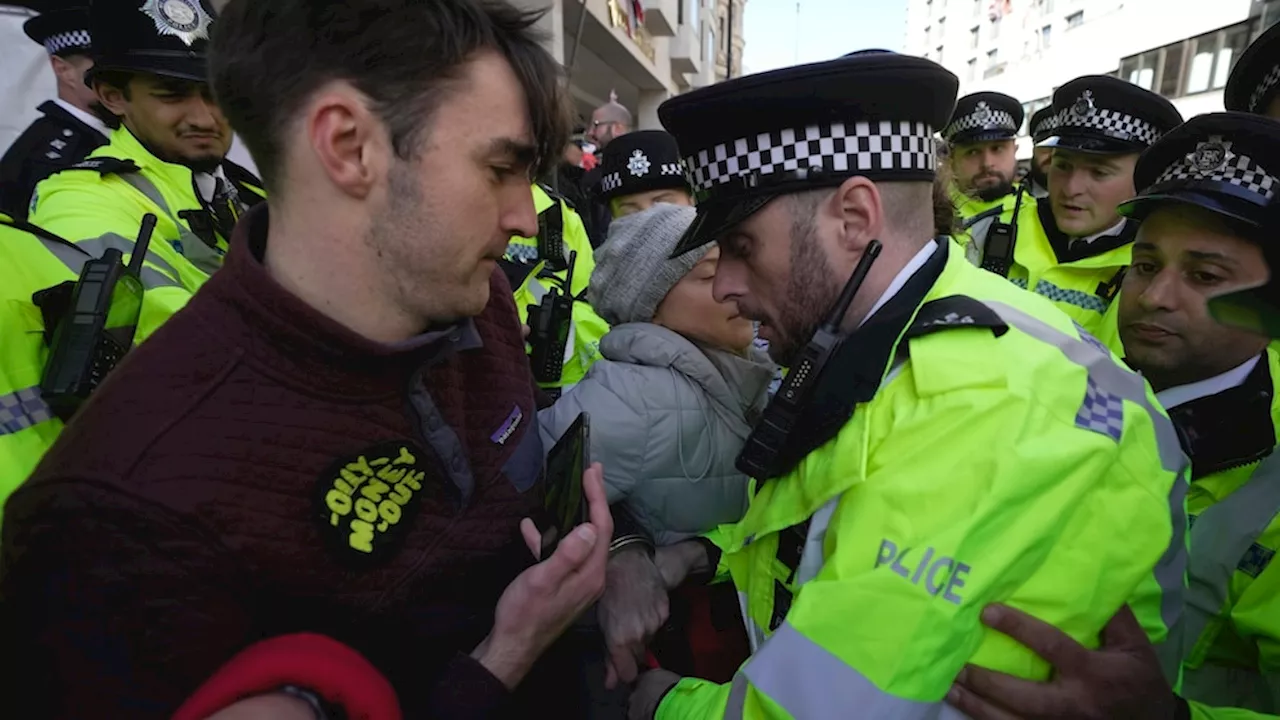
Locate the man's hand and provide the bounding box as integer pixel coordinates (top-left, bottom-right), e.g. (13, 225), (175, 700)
(947, 604), (1180, 720)
(654, 540), (711, 591)
(627, 669), (682, 720)
(599, 549), (670, 689)
(472, 462), (614, 689)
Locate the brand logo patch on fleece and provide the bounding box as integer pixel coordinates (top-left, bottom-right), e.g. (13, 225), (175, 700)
(491, 405), (523, 445)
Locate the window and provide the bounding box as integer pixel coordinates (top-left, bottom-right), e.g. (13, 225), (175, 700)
(970, 25), (979, 48)
(1160, 43), (1184, 97)
(938, 17), (946, 38)
(925, 24), (932, 46)
(972, 0), (981, 19)
(1121, 49), (1159, 90)
(1037, 0), (1055, 13)
(719, 14), (726, 40)
(986, 48), (998, 68)
(678, 0), (684, 24)
(1066, 10), (1083, 28)
(937, 45), (945, 63)
(967, 57), (977, 81)
(1261, 0), (1280, 38)
(706, 24), (716, 67)
(688, 0), (698, 28)
(989, 16), (1000, 40)
(1115, 20), (1251, 99)
(1215, 25), (1249, 89)
(1040, 24), (1052, 48)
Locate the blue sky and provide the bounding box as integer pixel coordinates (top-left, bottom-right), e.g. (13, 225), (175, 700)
(742, 0), (908, 75)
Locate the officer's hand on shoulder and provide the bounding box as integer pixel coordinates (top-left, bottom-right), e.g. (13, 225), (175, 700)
(947, 604), (1185, 720)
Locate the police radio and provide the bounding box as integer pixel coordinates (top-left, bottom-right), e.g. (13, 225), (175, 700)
(526, 250), (578, 385)
(736, 240), (883, 480)
(39, 213), (157, 419)
(980, 186), (1025, 278)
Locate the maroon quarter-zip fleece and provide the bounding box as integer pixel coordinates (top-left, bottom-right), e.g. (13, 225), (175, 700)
(0, 206), (552, 719)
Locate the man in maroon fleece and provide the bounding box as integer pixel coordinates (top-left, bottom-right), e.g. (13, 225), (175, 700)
(0, 1), (617, 717)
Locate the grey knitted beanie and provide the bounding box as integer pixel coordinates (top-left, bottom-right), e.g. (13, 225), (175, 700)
(588, 204), (710, 326)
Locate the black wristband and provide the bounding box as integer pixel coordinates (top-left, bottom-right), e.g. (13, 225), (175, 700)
(688, 536), (722, 585)
(1173, 695), (1192, 720)
(278, 685), (332, 720)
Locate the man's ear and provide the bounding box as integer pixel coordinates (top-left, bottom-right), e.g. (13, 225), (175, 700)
(833, 176), (882, 252)
(306, 84), (385, 200)
(94, 81), (129, 118)
(49, 55), (76, 88)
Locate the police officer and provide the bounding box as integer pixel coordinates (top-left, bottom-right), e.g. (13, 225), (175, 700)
(1225, 21), (1280, 120)
(0, 210), (183, 510)
(1025, 104), (1058, 198)
(944, 91), (1026, 236)
(625, 50), (1188, 720)
(1011, 75), (1182, 350)
(504, 183), (610, 397)
(950, 112), (1280, 720)
(593, 129), (694, 219)
(0, 7), (113, 219)
(30, 0), (264, 301)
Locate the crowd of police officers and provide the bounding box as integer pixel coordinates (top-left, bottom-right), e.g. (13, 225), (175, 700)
(3, 0), (1280, 718)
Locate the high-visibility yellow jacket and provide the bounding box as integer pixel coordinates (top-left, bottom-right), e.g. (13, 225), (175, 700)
(1177, 345), (1280, 720)
(30, 126), (264, 301)
(0, 214), (193, 512)
(950, 184), (1032, 266)
(506, 184), (608, 390)
(657, 239), (1188, 719)
(997, 197), (1132, 353)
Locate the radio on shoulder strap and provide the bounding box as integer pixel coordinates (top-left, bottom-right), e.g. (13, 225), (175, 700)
(526, 250), (578, 385)
(979, 186), (1025, 278)
(38, 213), (157, 420)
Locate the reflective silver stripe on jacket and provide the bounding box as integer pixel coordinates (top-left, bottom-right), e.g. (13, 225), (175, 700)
(0, 386), (55, 437)
(117, 172), (223, 276)
(725, 621), (970, 719)
(42, 233), (183, 290)
(1180, 452), (1280, 712)
(985, 300), (1190, 680)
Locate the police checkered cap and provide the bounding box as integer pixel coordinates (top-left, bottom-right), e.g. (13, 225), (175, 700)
(599, 162), (684, 195)
(1153, 137), (1279, 202)
(1057, 102), (1162, 146)
(1249, 63), (1280, 114)
(942, 106), (1018, 141)
(684, 120), (936, 200)
(43, 29), (91, 55)
(1032, 109), (1061, 142)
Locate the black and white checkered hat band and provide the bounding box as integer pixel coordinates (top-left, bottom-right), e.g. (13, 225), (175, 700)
(599, 163), (684, 194)
(43, 30), (91, 55)
(943, 109), (1018, 140)
(685, 121), (935, 196)
(1057, 107), (1161, 146)
(1033, 111), (1062, 139)
(1249, 63), (1280, 113)
(1154, 150), (1278, 201)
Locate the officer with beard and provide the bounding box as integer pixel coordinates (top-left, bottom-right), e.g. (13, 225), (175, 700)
(1025, 104), (1057, 199)
(945, 92), (1025, 226)
(29, 0), (264, 301)
(625, 50), (1188, 720)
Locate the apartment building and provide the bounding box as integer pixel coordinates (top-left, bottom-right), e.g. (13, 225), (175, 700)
(904, 0), (1280, 158)
(715, 0), (747, 80)
(515, 0), (742, 129)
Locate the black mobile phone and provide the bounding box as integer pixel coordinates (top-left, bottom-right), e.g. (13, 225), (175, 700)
(540, 412), (591, 561)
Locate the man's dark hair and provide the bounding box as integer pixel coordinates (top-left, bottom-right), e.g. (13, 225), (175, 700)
(209, 0), (570, 193)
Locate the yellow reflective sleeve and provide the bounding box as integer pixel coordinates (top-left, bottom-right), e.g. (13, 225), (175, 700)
(701, 525), (733, 584)
(1189, 701), (1279, 720)
(0, 300), (63, 526)
(136, 285), (195, 344)
(655, 677), (740, 720)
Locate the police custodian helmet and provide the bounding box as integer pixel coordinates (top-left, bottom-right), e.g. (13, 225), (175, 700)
(87, 0), (216, 84)
(1039, 75), (1182, 155)
(659, 50), (958, 257)
(942, 92), (1024, 146)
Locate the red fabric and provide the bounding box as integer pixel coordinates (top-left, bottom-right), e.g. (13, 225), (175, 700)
(679, 585), (750, 684)
(172, 634), (401, 720)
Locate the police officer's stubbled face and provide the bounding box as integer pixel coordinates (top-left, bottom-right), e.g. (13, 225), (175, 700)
(951, 139), (1016, 199)
(97, 74), (231, 173)
(653, 247), (757, 353)
(713, 197), (844, 365)
(610, 189), (695, 219)
(368, 51), (539, 322)
(1120, 205), (1269, 392)
(1048, 149), (1137, 238)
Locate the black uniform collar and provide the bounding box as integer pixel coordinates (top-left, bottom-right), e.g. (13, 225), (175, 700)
(37, 100), (105, 138)
(766, 240), (950, 473)
(1166, 356), (1276, 480)
(1036, 195), (1137, 264)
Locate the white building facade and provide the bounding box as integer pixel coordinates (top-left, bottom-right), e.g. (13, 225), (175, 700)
(514, 0), (735, 129)
(904, 0), (1280, 158)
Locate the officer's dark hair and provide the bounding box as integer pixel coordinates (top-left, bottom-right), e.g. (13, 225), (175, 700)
(209, 0), (570, 192)
(92, 70), (135, 100)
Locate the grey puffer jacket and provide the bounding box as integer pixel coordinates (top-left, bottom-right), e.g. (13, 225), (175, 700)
(538, 323), (776, 546)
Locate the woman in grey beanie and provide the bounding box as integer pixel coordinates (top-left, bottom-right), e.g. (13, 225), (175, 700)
(539, 203), (777, 545)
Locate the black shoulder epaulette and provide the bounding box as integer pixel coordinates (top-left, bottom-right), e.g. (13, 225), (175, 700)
(52, 157), (140, 177)
(903, 295), (1009, 340)
(959, 204), (1005, 232)
(537, 181), (579, 213)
